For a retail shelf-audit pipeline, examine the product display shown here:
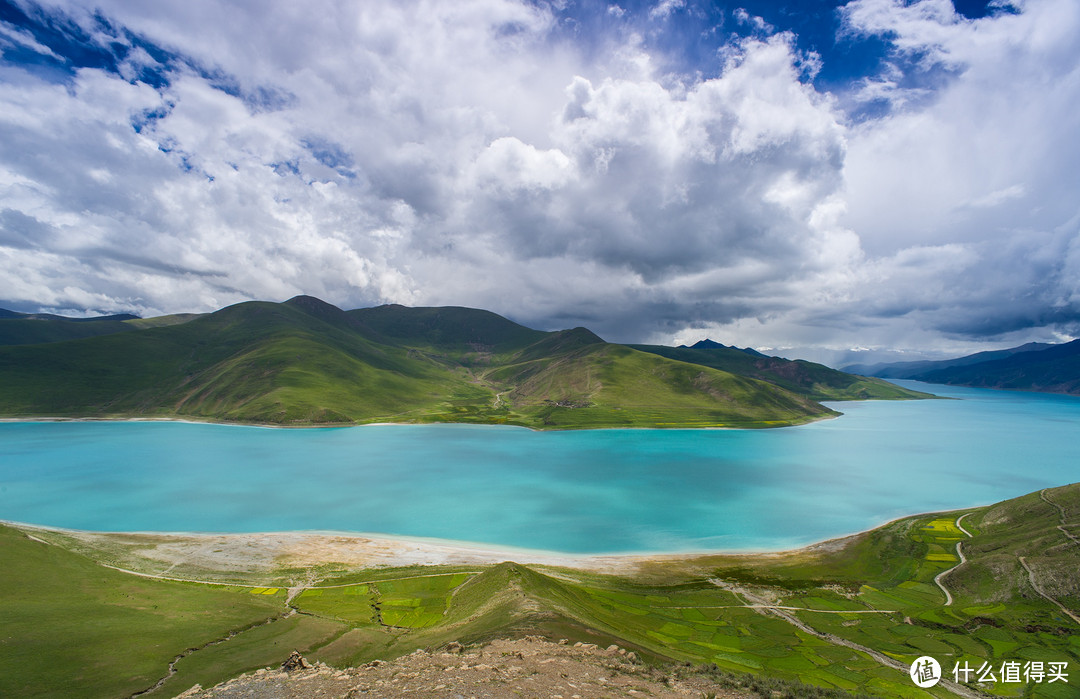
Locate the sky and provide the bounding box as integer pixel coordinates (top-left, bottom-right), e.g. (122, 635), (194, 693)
(0, 0), (1078, 359)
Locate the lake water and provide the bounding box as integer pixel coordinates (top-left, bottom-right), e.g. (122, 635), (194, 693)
(1, 381), (1078, 554)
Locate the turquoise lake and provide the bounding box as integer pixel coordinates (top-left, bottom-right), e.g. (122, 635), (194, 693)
(1, 381), (1078, 554)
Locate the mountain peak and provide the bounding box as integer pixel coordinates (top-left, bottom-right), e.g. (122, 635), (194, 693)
(282, 295), (369, 333)
(284, 295), (343, 314)
(564, 326), (605, 344)
(691, 339), (727, 349)
(347, 304), (546, 351)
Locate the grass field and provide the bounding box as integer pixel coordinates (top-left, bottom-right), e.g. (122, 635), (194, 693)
(2, 483), (1077, 698)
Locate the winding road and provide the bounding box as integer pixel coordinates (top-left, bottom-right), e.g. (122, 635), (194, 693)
(1041, 488), (1080, 548)
(934, 512), (973, 606)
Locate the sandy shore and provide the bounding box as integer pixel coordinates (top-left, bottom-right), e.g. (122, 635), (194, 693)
(6, 521), (704, 573)
(5, 498), (972, 577)
(5, 518), (875, 584)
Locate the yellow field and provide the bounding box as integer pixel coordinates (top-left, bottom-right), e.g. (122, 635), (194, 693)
(925, 553), (958, 562)
(921, 518), (962, 536)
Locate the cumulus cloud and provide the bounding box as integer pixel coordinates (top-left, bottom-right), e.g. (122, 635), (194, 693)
(0, 0), (1075, 354)
(836, 0), (1080, 345)
(432, 31), (854, 340)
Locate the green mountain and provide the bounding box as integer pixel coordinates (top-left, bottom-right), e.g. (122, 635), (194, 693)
(630, 341), (932, 401)
(844, 339), (1080, 395)
(0, 296), (927, 428)
(348, 303), (548, 354)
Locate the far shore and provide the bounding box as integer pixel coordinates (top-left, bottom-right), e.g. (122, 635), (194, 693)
(0, 411), (841, 431)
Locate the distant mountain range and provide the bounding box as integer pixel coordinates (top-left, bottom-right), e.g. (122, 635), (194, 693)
(0, 296), (929, 428)
(843, 340), (1080, 395)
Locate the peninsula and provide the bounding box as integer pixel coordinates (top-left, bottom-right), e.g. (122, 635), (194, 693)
(0, 295), (928, 429)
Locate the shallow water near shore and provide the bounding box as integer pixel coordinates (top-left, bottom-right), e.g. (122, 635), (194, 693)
(1, 381), (1078, 553)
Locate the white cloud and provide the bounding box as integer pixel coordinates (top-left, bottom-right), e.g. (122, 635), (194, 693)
(469, 137), (574, 194)
(837, 0), (1080, 342)
(649, 0), (685, 21)
(0, 0), (1076, 351)
(733, 8), (775, 34)
(0, 19), (62, 59)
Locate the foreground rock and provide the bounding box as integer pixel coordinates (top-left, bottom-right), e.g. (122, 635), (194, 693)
(177, 637), (754, 698)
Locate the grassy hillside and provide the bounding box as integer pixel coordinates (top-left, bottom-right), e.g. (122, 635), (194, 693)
(124, 312), (204, 329)
(632, 344), (933, 402)
(348, 303), (548, 355)
(0, 299), (475, 424)
(6, 482), (1077, 697)
(0, 317), (136, 346)
(488, 340), (834, 428)
(0, 296), (858, 428)
(0, 525), (301, 698)
(0, 308), (202, 346)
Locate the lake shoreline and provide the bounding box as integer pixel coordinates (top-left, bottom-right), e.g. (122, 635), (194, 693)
(3, 501), (982, 574)
(0, 412), (842, 431)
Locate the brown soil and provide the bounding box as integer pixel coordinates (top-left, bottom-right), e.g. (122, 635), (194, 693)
(177, 637), (753, 698)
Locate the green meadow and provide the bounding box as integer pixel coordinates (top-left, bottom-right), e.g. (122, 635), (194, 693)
(2, 483), (1077, 698)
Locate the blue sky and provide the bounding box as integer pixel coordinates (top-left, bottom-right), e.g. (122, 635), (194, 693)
(0, 0), (1077, 360)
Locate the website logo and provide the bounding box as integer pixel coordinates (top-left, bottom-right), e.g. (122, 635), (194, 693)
(911, 656), (942, 688)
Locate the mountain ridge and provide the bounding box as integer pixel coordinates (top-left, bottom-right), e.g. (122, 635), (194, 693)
(843, 339), (1080, 395)
(0, 296), (929, 428)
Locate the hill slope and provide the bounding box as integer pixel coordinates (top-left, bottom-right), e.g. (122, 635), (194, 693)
(0, 307), (205, 345)
(0, 308), (139, 345)
(6, 482), (1077, 698)
(0, 297), (927, 428)
(0, 298), (474, 425)
(844, 340), (1080, 395)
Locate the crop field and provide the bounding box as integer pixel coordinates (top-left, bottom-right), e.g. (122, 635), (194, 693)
(375, 572), (472, 628)
(293, 572), (473, 629)
(2, 483), (1077, 698)
(534, 579), (904, 694)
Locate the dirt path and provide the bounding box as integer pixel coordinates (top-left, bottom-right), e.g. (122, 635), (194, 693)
(1041, 488), (1080, 548)
(934, 512), (973, 606)
(99, 561), (482, 594)
(1018, 556), (1080, 625)
(1009, 490), (1080, 626)
(708, 578), (987, 699)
